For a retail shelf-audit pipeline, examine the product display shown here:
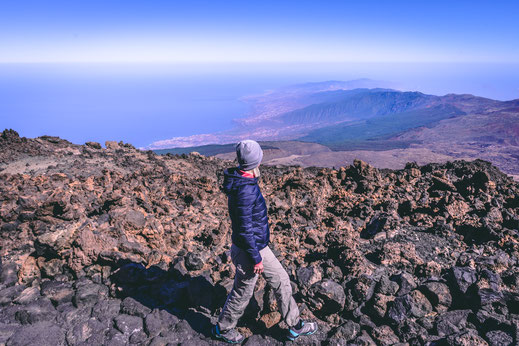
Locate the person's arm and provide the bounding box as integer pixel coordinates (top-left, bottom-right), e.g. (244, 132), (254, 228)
(235, 185), (262, 265)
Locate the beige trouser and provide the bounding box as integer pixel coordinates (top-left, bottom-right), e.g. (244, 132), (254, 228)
(218, 244), (300, 331)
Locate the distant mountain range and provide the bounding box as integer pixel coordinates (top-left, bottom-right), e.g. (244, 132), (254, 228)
(151, 80), (519, 180)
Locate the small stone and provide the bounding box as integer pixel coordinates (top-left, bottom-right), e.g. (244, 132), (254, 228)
(450, 267), (477, 294)
(387, 290), (432, 324)
(391, 272), (417, 296)
(91, 299), (121, 323)
(296, 266), (323, 290)
(85, 141), (102, 149)
(39, 259), (63, 278)
(65, 317), (108, 345)
(435, 309), (471, 337)
(371, 325), (400, 346)
(13, 286), (40, 305)
(121, 297), (152, 318)
(129, 330), (148, 344)
(73, 282), (108, 307)
(328, 320), (360, 341)
(421, 281), (452, 309)
(185, 252), (204, 271)
(41, 281), (74, 306)
(105, 141), (119, 149)
(446, 330), (488, 346)
(114, 314), (143, 335)
(144, 309), (179, 337)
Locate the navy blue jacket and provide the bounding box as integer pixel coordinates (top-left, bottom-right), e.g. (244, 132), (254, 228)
(222, 167), (270, 264)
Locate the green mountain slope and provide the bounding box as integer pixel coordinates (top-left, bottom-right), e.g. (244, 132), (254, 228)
(299, 104), (465, 150)
(278, 90), (438, 126)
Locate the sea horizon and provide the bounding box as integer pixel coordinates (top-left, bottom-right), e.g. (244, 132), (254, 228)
(1, 61), (518, 148)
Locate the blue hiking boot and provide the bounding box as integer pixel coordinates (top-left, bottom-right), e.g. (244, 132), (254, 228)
(212, 324), (245, 344)
(287, 320), (318, 341)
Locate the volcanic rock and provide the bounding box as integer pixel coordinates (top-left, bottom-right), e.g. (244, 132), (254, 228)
(1, 131), (519, 344)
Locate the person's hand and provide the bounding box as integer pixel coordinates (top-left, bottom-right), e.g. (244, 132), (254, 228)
(253, 261), (264, 275)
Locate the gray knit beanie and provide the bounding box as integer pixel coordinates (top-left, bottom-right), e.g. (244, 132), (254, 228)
(236, 140), (263, 171)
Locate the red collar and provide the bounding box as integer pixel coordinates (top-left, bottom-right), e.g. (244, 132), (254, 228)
(238, 169), (255, 178)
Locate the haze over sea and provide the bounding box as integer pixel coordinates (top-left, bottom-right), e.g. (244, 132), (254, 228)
(1, 62), (518, 148)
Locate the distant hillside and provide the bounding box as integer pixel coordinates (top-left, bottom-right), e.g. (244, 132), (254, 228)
(299, 104), (465, 150)
(278, 90), (437, 126)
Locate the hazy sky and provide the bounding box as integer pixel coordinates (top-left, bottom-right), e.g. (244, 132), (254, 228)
(1, 0), (518, 63)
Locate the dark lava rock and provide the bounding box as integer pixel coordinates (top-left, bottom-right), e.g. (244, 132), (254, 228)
(85, 141), (102, 149)
(13, 286), (40, 305)
(114, 313), (144, 335)
(120, 296), (152, 318)
(65, 317), (108, 345)
(308, 279), (346, 316)
(395, 319), (429, 343)
(105, 328), (129, 346)
(296, 265), (323, 291)
(144, 308), (180, 337)
(91, 298), (121, 323)
(185, 252), (204, 271)
(327, 320), (360, 342)
(41, 281), (74, 306)
(353, 330), (377, 345)
(391, 272), (417, 296)
(158, 319), (199, 344)
(243, 334), (282, 345)
(450, 267), (477, 294)
(446, 330), (488, 345)
(15, 298), (57, 325)
(1, 133), (519, 344)
(56, 302), (92, 327)
(0, 263), (19, 287)
(6, 321), (65, 346)
(375, 275), (399, 296)
(0, 285), (25, 306)
(435, 309), (471, 337)
(485, 330), (514, 346)
(370, 325), (400, 346)
(387, 290), (433, 324)
(73, 281), (108, 307)
(420, 281), (452, 310)
(39, 258), (64, 278)
(0, 323), (19, 344)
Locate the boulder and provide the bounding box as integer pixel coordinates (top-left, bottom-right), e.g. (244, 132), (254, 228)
(6, 321), (65, 346)
(85, 141), (102, 149)
(387, 290), (433, 324)
(308, 280), (346, 316)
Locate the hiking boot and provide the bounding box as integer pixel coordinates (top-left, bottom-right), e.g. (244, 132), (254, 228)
(212, 324), (245, 344)
(287, 320), (318, 341)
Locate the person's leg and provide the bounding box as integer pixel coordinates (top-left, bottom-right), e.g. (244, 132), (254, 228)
(217, 244), (259, 332)
(260, 246), (300, 328)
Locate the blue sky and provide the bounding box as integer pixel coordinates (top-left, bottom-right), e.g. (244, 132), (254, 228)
(1, 0), (518, 63)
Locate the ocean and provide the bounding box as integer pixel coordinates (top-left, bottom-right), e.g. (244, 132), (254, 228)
(1, 62), (518, 148)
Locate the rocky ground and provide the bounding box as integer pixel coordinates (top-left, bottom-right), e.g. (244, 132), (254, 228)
(1, 129), (519, 345)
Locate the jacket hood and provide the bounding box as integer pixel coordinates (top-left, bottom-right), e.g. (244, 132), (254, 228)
(222, 167), (258, 195)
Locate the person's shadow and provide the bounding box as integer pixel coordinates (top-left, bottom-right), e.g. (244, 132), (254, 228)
(108, 258), (283, 341)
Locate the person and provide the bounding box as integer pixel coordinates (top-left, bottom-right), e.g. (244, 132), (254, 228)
(212, 139), (318, 343)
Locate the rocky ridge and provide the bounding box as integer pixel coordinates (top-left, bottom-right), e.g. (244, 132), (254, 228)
(1, 129), (519, 345)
